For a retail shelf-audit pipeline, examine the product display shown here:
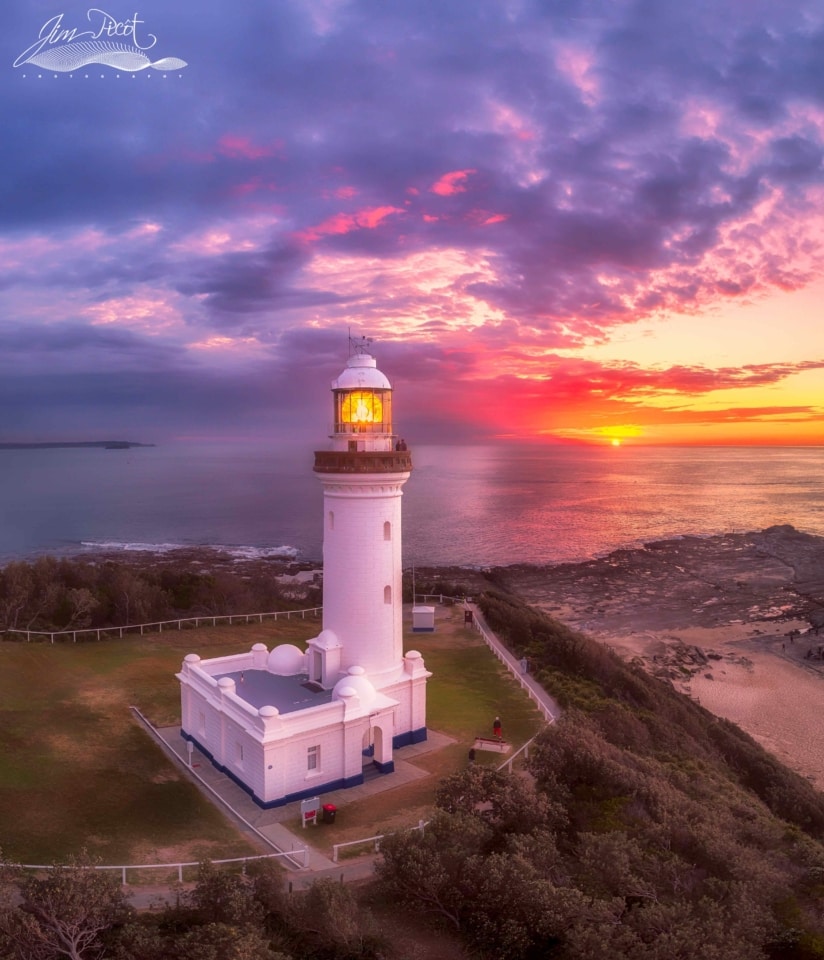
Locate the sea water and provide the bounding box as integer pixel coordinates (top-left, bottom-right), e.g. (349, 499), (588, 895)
(1, 442), (822, 567)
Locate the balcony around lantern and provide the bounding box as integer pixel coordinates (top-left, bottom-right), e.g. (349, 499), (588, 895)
(313, 448), (413, 474)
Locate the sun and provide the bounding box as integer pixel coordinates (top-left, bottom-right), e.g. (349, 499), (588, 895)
(611, 438), (621, 447)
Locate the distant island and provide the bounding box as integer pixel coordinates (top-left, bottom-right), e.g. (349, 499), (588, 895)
(0, 441), (155, 450)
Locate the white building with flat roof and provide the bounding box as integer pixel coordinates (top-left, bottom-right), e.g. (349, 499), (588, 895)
(177, 341), (430, 807)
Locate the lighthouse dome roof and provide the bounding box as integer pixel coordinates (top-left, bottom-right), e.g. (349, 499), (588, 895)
(267, 644), (306, 676)
(332, 353), (391, 391)
(332, 671), (376, 708)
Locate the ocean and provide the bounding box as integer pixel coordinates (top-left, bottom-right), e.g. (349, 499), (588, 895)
(1, 442), (823, 567)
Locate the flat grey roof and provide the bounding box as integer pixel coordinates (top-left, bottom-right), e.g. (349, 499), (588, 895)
(218, 670), (334, 714)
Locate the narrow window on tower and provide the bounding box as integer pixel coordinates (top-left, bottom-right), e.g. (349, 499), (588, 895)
(384, 585), (391, 604)
(328, 511), (334, 531)
(384, 521), (391, 541)
(307, 744), (321, 771)
(235, 742), (244, 766)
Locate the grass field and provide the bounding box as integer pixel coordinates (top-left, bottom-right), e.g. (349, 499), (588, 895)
(0, 606), (544, 865)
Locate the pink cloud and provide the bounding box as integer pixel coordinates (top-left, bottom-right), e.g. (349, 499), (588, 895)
(465, 211), (509, 226)
(430, 169), (476, 196)
(297, 205), (404, 242)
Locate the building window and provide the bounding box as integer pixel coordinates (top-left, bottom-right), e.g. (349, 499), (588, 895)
(384, 585), (391, 604)
(235, 742), (244, 765)
(328, 511), (334, 531)
(198, 712), (206, 735)
(383, 521), (391, 541)
(307, 744), (321, 771)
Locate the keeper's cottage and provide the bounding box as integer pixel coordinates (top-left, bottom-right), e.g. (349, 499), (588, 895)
(177, 340), (430, 807)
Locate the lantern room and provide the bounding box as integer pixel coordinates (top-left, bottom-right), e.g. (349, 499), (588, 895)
(328, 343), (395, 453)
(334, 385), (392, 435)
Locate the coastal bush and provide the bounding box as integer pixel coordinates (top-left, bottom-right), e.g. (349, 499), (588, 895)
(0, 555), (311, 636)
(372, 588), (824, 955)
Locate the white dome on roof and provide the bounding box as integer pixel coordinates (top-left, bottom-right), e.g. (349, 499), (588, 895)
(332, 670), (376, 708)
(267, 644), (306, 676)
(332, 353), (391, 391)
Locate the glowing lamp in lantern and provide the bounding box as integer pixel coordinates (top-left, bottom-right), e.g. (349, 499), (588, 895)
(331, 345), (394, 439)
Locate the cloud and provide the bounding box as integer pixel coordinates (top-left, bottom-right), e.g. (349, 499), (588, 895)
(430, 170), (477, 197)
(2, 0), (824, 442)
(296, 205), (405, 242)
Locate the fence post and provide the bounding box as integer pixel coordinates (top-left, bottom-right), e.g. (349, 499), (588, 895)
(122, 866), (127, 885)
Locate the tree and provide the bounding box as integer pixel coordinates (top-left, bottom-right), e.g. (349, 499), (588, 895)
(0, 853), (132, 960)
(435, 765), (567, 838)
(293, 877), (383, 958)
(175, 923), (289, 960)
(377, 812), (492, 931)
(186, 861), (264, 927)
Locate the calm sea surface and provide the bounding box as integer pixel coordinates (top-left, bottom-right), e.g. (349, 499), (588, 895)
(1, 442), (822, 567)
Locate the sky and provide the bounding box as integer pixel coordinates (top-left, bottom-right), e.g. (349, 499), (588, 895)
(3, 0), (824, 447)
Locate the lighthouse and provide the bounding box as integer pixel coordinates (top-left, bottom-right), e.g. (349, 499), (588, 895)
(311, 339), (411, 684)
(177, 339), (430, 807)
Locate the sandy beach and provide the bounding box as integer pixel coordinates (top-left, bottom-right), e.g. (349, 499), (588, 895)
(608, 620), (824, 784)
(502, 526), (824, 786)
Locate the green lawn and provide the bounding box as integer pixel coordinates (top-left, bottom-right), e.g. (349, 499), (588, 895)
(0, 620), (318, 864)
(0, 607), (544, 865)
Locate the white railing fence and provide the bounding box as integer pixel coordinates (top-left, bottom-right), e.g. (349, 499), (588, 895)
(5, 607), (322, 644)
(7, 851), (304, 887)
(496, 729), (544, 774)
(466, 606), (558, 726)
(332, 819), (428, 863)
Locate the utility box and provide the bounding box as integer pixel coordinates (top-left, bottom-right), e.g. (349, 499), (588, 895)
(412, 605), (435, 632)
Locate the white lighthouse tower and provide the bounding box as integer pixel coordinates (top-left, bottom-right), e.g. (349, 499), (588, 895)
(177, 338), (429, 807)
(311, 339), (409, 684)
